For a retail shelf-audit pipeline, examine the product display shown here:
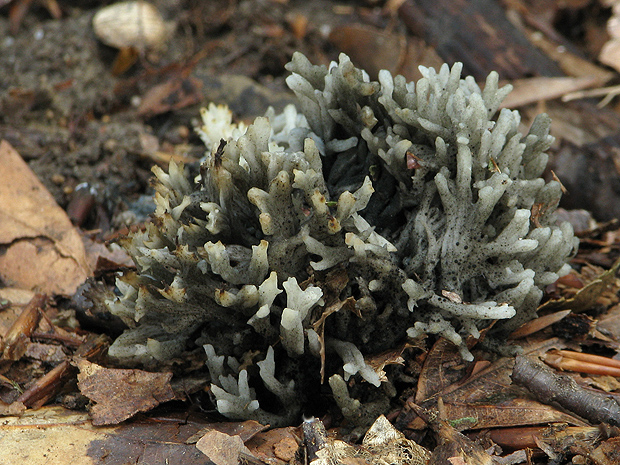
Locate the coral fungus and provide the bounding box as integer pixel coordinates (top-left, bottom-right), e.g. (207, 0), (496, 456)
(96, 53), (578, 425)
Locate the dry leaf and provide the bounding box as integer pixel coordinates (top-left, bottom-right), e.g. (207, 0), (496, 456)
(76, 359), (175, 425)
(81, 235), (134, 273)
(0, 400), (25, 416)
(0, 405), (213, 464)
(431, 419), (493, 465)
(509, 309), (572, 339)
(196, 430), (253, 465)
(520, 19), (612, 83)
(590, 436), (620, 465)
(538, 256), (620, 313)
(328, 24), (406, 81)
(246, 426), (300, 464)
(399, 339), (586, 432)
(487, 424), (602, 451)
(365, 344), (408, 383)
(186, 420), (267, 444)
(500, 76), (603, 109)
(0, 140), (90, 295)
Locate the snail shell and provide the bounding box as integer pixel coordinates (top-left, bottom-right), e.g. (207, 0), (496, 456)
(92, 1), (170, 51)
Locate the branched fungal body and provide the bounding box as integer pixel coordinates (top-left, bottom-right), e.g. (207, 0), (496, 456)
(99, 53), (578, 425)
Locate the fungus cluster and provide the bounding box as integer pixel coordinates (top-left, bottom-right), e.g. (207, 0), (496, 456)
(97, 53), (578, 425)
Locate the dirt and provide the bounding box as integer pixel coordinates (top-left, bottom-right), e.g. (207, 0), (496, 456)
(0, 0), (348, 233)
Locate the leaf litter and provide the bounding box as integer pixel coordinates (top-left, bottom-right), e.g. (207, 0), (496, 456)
(3, 2), (620, 464)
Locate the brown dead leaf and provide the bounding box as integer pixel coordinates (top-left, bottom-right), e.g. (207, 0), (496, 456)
(400, 338), (585, 432)
(365, 344), (408, 383)
(76, 359), (175, 425)
(0, 289), (35, 348)
(196, 429), (254, 465)
(414, 338), (472, 404)
(81, 234), (134, 273)
(246, 426), (300, 465)
(0, 405), (213, 464)
(520, 20), (613, 84)
(597, 302), (620, 342)
(431, 419), (492, 465)
(590, 436), (620, 465)
(0, 399), (25, 416)
(438, 397), (587, 431)
(23, 342), (67, 363)
(538, 256), (620, 313)
(487, 424), (602, 451)
(328, 24), (405, 80)
(313, 296), (356, 383)
(186, 419), (268, 444)
(500, 76), (603, 109)
(509, 309), (572, 339)
(273, 435), (298, 462)
(0, 140), (90, 295)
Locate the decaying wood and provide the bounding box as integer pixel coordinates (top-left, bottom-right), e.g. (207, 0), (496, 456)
(551, 130), (620, 222)
(301, 417), (328, 463)
(511, 355), (620, 426)
(398, 0), (563, 80)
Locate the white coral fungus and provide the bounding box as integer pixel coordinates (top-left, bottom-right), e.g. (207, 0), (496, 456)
(101, 53), (578, 425)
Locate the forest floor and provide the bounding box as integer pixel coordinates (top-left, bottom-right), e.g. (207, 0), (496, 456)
(2, 1), (620, 464)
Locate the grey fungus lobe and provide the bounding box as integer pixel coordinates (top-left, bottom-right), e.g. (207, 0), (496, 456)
(98, 53), (578, 425)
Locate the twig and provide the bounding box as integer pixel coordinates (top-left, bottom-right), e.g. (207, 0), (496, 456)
(0, 293), (46, 361)
(512, 355), (620, 426)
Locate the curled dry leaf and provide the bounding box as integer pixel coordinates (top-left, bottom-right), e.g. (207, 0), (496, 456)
(538, 256), (620, 314)
(0, 141), (90, 295)
(76, 359), (175, 425)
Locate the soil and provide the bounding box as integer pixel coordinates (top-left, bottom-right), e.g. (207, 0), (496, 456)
(3, 3), (620, 464)
(0, 0), (349, 233)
